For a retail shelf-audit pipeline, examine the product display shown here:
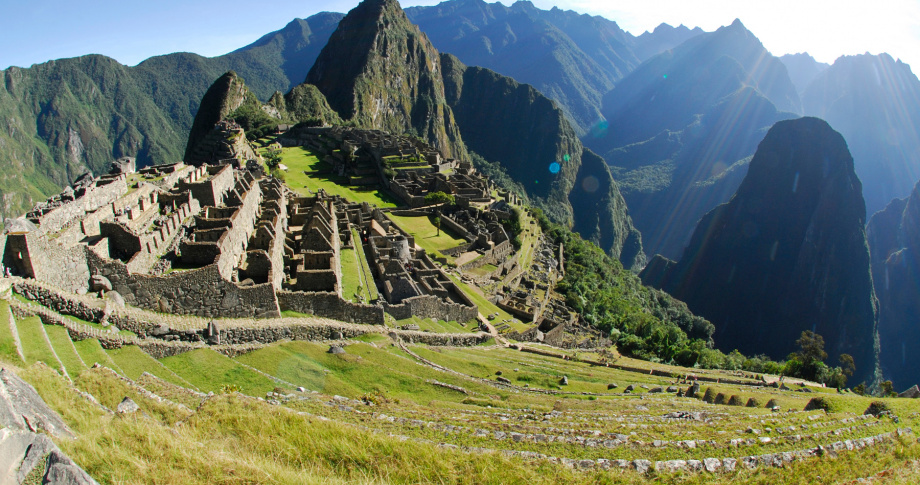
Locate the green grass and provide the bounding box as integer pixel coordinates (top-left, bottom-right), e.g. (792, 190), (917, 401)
(445, 273), (523, 329)
(350, 228), (379, 301)
(339, 247), (378, 303)
(394, 315), (475, 333)
(16, 316), (60, 367)
(281, 147), (398, 207)
(43, 324), (86, 376)
(72, 338), (125, 374)
(106, 345), (195, 388)
(74, 366), (192, 425)
(160, 348), (277, 396)
(0, 301), (22, 364)
(387, 214), (467, 253)
(467, 263), (499, 277)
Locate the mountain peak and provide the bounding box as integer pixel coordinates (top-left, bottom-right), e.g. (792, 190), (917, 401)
(305, 0), (467, 158)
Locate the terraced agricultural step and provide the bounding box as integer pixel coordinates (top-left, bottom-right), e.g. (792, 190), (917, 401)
(75, 365), (194, 424)
(136, 372), (208, 410)
(72, 338), (126, 376)
(105, 345), (199, 391)
(43, 324), (87, 377)
(0, 300), (24, 363)
(15, 315), (65, 376)
(159, 348), (278, 396)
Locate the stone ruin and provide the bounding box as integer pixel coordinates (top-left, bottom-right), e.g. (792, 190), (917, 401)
(1, 156), (478, 327)
(185, 120), (259, 167)
(279, 125), (489, 208)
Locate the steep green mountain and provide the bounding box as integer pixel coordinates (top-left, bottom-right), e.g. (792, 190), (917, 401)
(779, 53), (829, 95)
(0, 55), (185, 217)
(439, 54), (644, 267)
(641, 117), (879, 384)
(867, 181), (920, 390)
(306, 0), (467, 160)
(802, 53), (920, 217)
(405, 0), (702, 134)
(585, 20), (799, 259)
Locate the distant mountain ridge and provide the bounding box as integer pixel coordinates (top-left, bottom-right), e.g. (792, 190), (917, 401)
(405, 0), (703, 134)
(584, 19), (800, 259)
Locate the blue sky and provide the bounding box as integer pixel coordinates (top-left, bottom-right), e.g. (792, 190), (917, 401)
(2, 0), (919, 71)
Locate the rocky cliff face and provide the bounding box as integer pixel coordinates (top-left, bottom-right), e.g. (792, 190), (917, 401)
(306, 0), (467, 159)
(867, 181), (920, 389)
(440, 53), (644, 268)
(641, 117), (879, 383)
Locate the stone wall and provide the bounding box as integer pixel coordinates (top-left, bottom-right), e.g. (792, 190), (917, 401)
(277, 291), (385, 325)
(86, 250), (280, 319)
(5, 233), (90, 293)
(177, 164), (234, 208)
(215, 181), (262, 280)
(396, 330), (492, 346)
(384, 294), (478, 323)
(218, 322), (372, 345)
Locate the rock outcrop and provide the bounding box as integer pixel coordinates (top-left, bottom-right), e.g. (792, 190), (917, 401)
(0, 367), (100, 484)
(867, 179), (920, 389)
(642, 117), (879, 383)
(184, 71), (260, 164)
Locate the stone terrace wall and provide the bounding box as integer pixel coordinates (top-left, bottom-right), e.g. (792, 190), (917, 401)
(86, 250), (280, 319)
(32, 175), (128, 236)
(215, 181), (262, 280)
(5, 233), (90, 293)
(277, 291), (385, 325)
(219, 322), (372, 345)
(384, 294), (478, 323)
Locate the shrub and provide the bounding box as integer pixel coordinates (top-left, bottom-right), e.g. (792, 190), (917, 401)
(804, 396), (836, 412)
(702, 387), (715, 403)
(864, 401), (891, 416)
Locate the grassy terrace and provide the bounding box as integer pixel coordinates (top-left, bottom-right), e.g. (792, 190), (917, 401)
(386, 213), (467, 266)
(446, 272), (530, 332)
(392, 315), (476, 333)
(280, 146), (398, 207)
(2, 318), (920, 484)
(0, 301), (21, 363)
(350, 228), (379, 301)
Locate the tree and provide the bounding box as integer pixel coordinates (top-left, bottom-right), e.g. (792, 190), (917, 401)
(433, 216), (441, 236)
(839, 354), (855, 377)
(796, 331), (828, 363)
(425, 191), (455, 207)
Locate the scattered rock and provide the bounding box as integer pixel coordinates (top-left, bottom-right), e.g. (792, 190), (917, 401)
(607, 383), (618, 390)
(625, 384), (635, 392)
(116, 397), (139, 414)
(560, 376), (568, 386)
(649, 386), (663, 393)
(496, 376), (511, 384)
(328, 345), (346, 354)
(898, 385), (920, 398)
(495, 371), (502, 376)
(666, 386), (678, 393)
(90, 274), (112, 292)
(296, 387), (306, 393)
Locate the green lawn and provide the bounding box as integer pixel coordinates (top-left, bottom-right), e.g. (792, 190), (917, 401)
(107, 345), (195, 388)
(16, 316), (60, 367)
(386, 214), (467, 254)
(445, 273), (524, 330)
(235, 341), (495, 403)
(44, 324), (86, 376)
(279, 147), (398, 207)
(160, 348), (277, 396)
(466, 263), (499, 277)
(73, 339), (125, 374)
(351, 228), (379, 301)
(393, 315), (475, 333)
(0, 301), (22, 364)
